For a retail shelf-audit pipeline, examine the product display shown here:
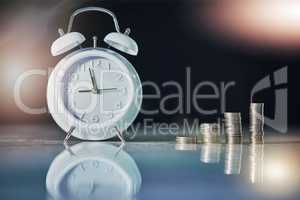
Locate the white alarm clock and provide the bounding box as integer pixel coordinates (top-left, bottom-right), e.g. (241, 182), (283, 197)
(47, 7), (142, 141)
(46, 142), (142, 199)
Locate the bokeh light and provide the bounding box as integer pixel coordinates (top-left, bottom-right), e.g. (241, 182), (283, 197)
(193, 0), (300, 50)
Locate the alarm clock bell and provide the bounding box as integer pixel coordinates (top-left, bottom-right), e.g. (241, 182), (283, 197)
(104, 28), (138, 56)
(51, 7), (138, 56)
(51, 30), (85, 56)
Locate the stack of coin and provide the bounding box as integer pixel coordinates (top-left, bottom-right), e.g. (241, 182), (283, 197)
(176, 136), (197, 144)
(249, 103), (264, 135)
(199, 123), (220, 143)
(224, 112), (243, 138)
(175, 136), (197, 151)
(250, 131), (264, 144)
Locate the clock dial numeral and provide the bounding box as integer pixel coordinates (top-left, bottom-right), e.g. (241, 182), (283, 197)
(71, 73), (79, 81)
(80, 163), (86, 172)
(89, 124), (101, 135)
(101, 113), (113, 121)
(116, 74), (124, 81)
(119, 87), (127, 96)
(91, 115), (100, 123)
(81, 64), (85, 72)
(104, 165), (113, 173)
(72, 101), (77, 108)
(67, 88), (73, 94)
(116, 101), (122, 109)
(71, 173), (77, 183)
(92, 59), (100, 68)
(80, 113), (86, 122)
(103, 60), (111, 70)
(92, 161), (99, 168)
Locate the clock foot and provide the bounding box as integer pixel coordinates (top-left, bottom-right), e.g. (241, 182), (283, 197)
(64, 126), (75, 144)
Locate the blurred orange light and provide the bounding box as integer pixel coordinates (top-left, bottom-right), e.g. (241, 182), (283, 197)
(198, 0), (300, 49)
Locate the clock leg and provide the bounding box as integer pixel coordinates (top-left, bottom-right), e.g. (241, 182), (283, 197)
(64, 126), (75, 144)
(115, 126), (125, 144)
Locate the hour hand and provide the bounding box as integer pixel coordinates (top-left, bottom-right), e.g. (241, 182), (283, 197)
(78, 89), (94, 93)
(88, 68), (98, 93)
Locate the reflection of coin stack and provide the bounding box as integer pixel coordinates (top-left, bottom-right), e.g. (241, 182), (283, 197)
(249, 139), (264, 184)
(224, 143), (243, 175)
(175, 136), (197, 151)
(199, 123), (220, 143)
(200, 143), (222, 164)
(224, 112), (243, 143)
(250, 103), (264, 139)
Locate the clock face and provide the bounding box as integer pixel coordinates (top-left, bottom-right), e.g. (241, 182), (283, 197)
(47, 48), (142, 140)
(65, 57), (133, 133)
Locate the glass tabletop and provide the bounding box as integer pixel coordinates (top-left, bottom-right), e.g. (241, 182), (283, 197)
(0, 133), (299, 200)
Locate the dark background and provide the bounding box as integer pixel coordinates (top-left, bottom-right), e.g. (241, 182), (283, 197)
(0, 0), (298, 128)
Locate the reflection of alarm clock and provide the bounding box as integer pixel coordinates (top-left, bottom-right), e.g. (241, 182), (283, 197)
(46, 142), (141, 199)
(47, 7), (142, 140)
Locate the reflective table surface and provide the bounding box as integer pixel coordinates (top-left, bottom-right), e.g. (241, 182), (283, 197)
(0, 125), (300, 200)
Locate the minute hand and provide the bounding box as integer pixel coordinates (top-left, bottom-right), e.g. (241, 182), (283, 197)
(97, 88), (118, 93)
(78, 88), (118, 94)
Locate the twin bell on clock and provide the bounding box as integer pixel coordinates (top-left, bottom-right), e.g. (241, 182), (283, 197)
(47, 7), (143, 142)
